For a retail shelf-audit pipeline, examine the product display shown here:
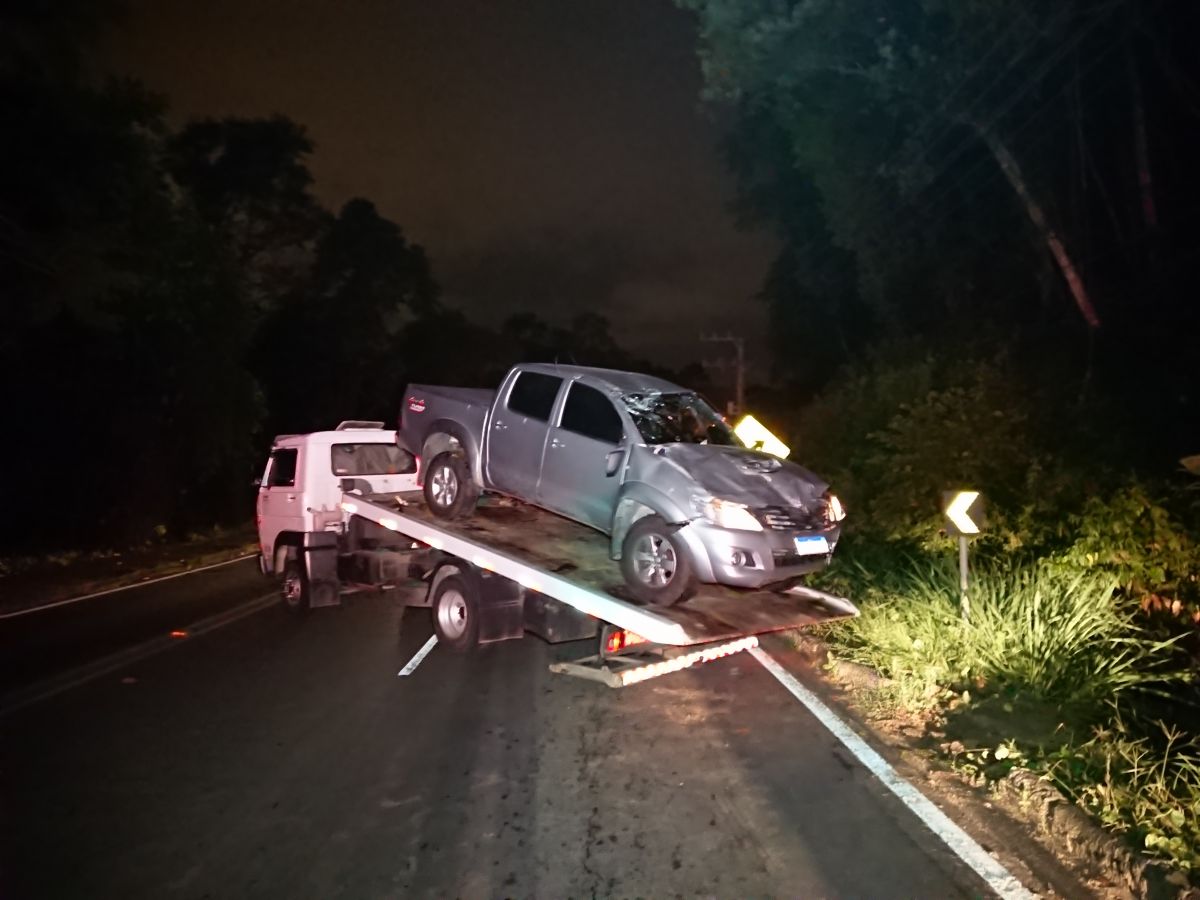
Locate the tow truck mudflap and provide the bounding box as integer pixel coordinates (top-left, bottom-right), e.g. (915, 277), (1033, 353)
(302, 532), (340, 608)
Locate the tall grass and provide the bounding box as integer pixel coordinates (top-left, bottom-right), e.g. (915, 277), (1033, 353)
(830, 557), (1184, 710)
(822, 553), (1200, 868)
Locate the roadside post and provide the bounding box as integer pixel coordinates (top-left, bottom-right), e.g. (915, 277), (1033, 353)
(942, 490), (985, 622)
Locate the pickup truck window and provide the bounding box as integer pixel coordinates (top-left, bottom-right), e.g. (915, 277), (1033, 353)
(560, 383), (623, 444)
(266, 448), (299, 487)
(507, 372), (563, 421)
(331, 443), (415, 476)
(623, 392), (741, 447)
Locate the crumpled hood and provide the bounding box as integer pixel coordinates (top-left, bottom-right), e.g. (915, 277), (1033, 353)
(643, 443), (827, 509)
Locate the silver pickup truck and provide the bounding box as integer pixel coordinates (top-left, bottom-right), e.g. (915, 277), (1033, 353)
(400, 364), (845, 606)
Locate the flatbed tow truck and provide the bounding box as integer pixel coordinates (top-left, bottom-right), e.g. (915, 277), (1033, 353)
(256, 425), (858, 688)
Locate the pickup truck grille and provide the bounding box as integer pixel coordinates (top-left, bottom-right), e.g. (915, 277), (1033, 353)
(757, 505), (823, 531)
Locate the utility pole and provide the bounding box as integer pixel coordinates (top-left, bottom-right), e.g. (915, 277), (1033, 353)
(700, 333), (745, 417)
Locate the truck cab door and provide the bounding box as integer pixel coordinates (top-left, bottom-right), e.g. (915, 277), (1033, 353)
(485, 371), (563, 500)
(257, 446), (306, 568)
(538, 381), (625, 531)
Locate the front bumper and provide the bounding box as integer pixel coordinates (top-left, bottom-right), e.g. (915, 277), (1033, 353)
(679, 518), (841, 589)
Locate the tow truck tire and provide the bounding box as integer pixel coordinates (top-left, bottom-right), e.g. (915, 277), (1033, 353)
(430, 574), (479, 652)
(620, 515), (696, 607)
(424, 452), (479, 520)
(281, 556), (311, 615)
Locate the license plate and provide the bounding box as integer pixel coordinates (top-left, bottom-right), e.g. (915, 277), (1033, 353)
(793, 535), (830, 556)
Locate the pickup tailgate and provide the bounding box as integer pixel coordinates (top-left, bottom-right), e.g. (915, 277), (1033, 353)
(401, 384), (493, 451)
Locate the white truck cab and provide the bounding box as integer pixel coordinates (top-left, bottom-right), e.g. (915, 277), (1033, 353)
(256, 421), (421, 611)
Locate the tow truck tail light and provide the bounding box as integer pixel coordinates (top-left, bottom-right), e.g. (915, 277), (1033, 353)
(605, 629), (648, 654)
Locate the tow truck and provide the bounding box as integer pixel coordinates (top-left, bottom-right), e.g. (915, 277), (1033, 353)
(256, 422), (858, 687)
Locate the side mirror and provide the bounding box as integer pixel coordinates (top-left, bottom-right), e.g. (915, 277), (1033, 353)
(604, 448), (624, 477)
(252, 477), (263, 488)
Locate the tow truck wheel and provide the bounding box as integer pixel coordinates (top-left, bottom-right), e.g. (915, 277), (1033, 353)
(281, 556), (311, 615)
(620, 515), (696, 607)
(430, 574), (479, 652)
(424, 452), (479, 520)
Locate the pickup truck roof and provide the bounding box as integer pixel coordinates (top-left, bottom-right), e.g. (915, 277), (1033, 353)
(515, 363), (685, 396)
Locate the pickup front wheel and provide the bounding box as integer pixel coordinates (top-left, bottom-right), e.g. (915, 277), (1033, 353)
(620, 515), (697, 607)
(423, 452), (479, 519)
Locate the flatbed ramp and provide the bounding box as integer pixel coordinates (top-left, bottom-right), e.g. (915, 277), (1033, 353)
(343, 493), (857, 646)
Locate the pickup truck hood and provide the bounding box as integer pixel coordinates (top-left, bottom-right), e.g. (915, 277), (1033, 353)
(646, 443), (827, 510)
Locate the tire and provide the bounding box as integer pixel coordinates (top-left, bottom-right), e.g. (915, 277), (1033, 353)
(281, 555), (311, 615)
(423, 452), (479, 520)
(430, 574), (480, 652)
(620, 515), (697, 607)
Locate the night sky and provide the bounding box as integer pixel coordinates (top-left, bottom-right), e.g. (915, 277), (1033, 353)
(100, 0), (777, 368)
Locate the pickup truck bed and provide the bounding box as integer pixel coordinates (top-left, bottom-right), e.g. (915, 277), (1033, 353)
(342, 492), (857, 646)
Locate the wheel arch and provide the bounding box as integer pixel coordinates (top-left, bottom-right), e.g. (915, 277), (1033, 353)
(420, 419), (483, 487)
(610, 483), (691, 558)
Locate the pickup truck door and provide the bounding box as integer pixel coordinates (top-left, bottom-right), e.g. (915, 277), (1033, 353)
(485, 371), (564, 499)
(538, 381), (626, 531)
(257, 446), (307, 565)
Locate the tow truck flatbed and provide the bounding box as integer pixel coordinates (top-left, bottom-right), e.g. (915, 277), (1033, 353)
(340, 491), (857, 647)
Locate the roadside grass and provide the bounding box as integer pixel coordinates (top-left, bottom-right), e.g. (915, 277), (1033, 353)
(0, 523), (258, 615)
(813, 549), (1200, 872)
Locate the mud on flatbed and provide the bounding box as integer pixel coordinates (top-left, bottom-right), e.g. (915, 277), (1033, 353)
(354, 493), (857, 646)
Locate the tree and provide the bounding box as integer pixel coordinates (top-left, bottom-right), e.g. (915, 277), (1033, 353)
(255, 198), (440, 431)
(678, 0), (1131, 334)
(168, 116), (328, 312)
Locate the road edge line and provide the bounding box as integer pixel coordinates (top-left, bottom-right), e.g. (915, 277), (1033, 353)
(0, 553), (259, 620)
(749, 646), (1034, 900)
(0, 592), (277, 716)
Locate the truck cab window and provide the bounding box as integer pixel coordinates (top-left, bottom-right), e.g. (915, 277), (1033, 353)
(331, 443), (415, 476)
(507, 372), (562, 421)
(267, 448), (298, 487)
(560, 383), (623, 444)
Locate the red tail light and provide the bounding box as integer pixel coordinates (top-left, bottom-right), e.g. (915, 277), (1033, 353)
(605, 630), (648, 654)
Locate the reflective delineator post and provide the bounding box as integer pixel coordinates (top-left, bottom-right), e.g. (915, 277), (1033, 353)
(959, 534), (970, 623)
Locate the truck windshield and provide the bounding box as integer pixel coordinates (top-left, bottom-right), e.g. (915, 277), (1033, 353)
(622, 392), (741, 446)
(331, 443), (416, 476)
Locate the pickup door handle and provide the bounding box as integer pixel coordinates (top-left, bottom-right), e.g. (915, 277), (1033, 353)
(493, 421), (508, 431)
(549, 438), (565, 449)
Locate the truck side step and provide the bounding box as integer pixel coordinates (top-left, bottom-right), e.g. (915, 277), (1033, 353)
(548, 636), (760, 688)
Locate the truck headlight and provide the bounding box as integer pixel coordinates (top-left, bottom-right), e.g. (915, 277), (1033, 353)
(696, 497), (763, 532)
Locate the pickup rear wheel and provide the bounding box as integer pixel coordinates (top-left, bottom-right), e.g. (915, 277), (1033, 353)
(424, 452), (479, 519)
(430, 574), (479, 652)
(620, 515), (697, 607)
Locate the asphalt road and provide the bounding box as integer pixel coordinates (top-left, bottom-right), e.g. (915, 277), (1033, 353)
(1, 569), (1015, 899)
(0, 557), (265, 698)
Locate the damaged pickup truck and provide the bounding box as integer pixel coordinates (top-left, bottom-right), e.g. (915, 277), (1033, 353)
(400, 364), (845, 606)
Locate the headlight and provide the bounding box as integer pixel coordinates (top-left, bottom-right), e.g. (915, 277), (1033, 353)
(824, 492), (847, 523)
(696, 497), (763, 532)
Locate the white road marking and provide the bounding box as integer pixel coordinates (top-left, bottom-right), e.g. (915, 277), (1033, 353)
(749, 646), (1034, 900)
(0, 592), (277, 716)
(0, 553), (258, 620)
(398, 635), (438, 676)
